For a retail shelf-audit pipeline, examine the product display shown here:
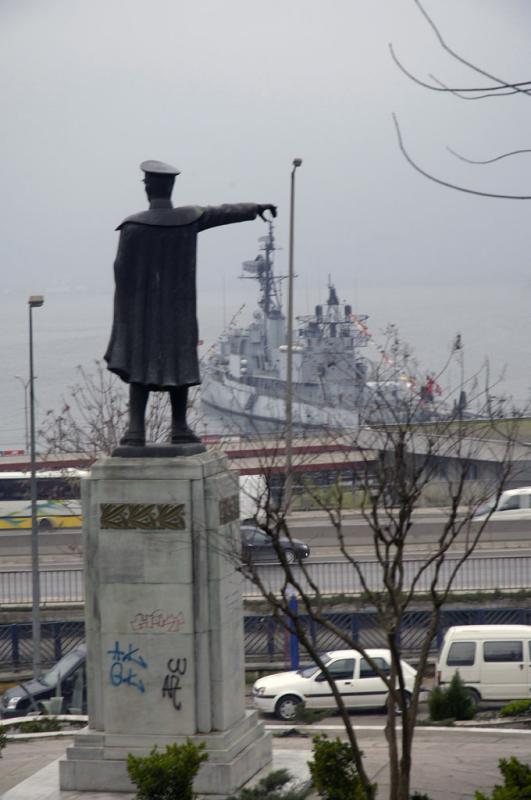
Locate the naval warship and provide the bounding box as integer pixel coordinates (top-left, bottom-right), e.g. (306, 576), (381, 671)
(201, 224), (433, 431)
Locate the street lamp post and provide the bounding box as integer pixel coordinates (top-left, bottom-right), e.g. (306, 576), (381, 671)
(28, 294), (44, 678)
(284, 158), (302, 512)
(14, 375), (30, 453)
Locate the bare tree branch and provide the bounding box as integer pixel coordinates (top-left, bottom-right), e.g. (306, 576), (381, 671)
(38, 361), (177, 456)
(392, 113), (531, 200)
(389, 42), (531, 96)
(447, 146), (531, 165)
(429, 74), (520, 101)
(412, 0), (531, 98)
(224, 329), (522, 800)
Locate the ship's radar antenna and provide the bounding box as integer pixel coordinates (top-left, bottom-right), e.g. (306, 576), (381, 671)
(327, 281), (339, 306)
(239, 222), (284, 318)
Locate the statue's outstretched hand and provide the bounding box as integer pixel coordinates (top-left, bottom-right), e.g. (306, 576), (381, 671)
(258, 204), (277, 221)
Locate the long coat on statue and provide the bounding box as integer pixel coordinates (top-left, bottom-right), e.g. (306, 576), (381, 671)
(104, 203), (261, 389)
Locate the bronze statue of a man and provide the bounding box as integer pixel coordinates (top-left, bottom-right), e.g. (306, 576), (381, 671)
(104, 160), (276, 447)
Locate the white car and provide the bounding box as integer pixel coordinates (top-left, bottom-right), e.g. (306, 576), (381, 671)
(252, 648), (417, 720)
(473, 487), (531, 522)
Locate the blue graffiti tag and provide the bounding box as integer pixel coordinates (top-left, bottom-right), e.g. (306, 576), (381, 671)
(107, 641), (148, 694)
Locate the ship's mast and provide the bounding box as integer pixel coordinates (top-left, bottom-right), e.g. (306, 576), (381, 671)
(241, 220), (283, 319)
(262, 220), (274, 317)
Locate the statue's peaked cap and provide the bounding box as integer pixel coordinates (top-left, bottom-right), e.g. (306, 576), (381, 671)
(140, 160), (180, 176)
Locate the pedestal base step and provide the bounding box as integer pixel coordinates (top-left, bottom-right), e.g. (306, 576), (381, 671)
(60, 713), (272, 796)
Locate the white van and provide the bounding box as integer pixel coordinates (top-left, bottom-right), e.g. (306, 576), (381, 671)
(437, 625), (531, 703)
(473, 487), (531, 521)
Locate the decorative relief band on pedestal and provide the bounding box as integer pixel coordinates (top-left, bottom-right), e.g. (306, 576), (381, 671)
(219, 495), (239, 525)
(100, 503), (186, 530)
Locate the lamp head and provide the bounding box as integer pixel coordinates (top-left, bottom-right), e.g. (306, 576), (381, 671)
(293, 158), (303, 168)
(28, 295), (44, 308)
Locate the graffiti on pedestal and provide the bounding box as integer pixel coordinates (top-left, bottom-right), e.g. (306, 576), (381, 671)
(162, 657), (187, 710)
(107, 641), (148, 694)
(130, 609), (185, 633)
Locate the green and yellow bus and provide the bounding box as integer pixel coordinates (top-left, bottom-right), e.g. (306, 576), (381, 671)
(0, 469), (88, 530)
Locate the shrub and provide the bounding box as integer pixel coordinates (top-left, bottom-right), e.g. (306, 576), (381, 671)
(499, 699), (531, 718)
(426, 685), (446, 721)
(428, 673), (475, 722)
(127, 740), (207, 800)
(445, 672), (476, 720)
(0, 725), (6, 757)
(410, 793), (432, 800)
(225, 768), (311, 800)
(17, 717), (62, 733)
(308, 734), (375, 800)
(475, 756), (531, 799)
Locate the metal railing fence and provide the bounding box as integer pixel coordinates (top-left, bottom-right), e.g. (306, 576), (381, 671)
(242, 555), (531, 597)
(2, 607), (531, 674)
(1, 556), (530, 672)
(1, 554), (530, 606)
(0, 569), (84, 605)
(0, 620), (84, 673)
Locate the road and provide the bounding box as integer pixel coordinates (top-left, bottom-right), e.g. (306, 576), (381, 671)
(1, 512), (530, 602)
(291, 511), (531, 550)
(0, 511), (529, 567)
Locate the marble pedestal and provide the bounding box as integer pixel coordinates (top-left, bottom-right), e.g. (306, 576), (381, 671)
(60, 451), (271, 796)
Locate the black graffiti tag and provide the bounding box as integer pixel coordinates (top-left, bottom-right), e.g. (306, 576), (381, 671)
(161, 657), (187, 710)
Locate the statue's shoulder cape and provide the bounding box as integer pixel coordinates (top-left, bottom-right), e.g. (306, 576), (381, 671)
(116, 206), (204, 230)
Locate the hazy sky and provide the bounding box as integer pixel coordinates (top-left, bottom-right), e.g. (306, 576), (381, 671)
(1, 0), (530, 419)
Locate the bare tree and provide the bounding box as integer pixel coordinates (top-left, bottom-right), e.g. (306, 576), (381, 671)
(392, 0), (531, 199)
(219, 352), (522, 800)
(37, 360), (191, 457)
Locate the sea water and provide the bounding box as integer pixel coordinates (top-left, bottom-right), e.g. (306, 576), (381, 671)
(1, 281), (529, 451)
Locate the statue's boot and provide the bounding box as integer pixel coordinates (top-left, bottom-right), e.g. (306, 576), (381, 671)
(169, 386), (201, 444)
(120, 384), (149, 446)
(171, 423), (202, 444)
(119, 428), (145, 446)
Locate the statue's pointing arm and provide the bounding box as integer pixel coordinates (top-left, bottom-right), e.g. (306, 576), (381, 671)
(198, 203), (277, 231)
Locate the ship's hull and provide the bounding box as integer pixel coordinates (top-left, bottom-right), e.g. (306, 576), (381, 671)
(201, 371), (360, 430)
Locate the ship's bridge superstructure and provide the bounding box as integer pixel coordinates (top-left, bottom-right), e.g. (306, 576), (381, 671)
(287, 282), (372, 399)
(202, 225), (416, 430)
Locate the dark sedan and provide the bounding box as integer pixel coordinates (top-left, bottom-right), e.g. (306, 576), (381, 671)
(0, 644), (86, 718)
(241, 525), (310, 564)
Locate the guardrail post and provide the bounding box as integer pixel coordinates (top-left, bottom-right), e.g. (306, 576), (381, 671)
(288, 594), (299, 670)
(10, 624), (20, 671)
(53, 622), (62, 662)
(395, 623), (401, 651)
(309, 615), (316, 649)
(351, 612), (359, 645)
(436, 613), (445, 651)
(267, 615), (275, 660)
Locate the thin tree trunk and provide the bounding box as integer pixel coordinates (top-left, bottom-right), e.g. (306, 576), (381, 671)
(385, 710), (400, 800)
(397, 712), (413, 800)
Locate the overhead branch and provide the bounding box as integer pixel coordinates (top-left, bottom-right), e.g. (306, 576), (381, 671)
(393, 113), (531, 200)
(429, 74), (520, 101)
(447, 146), (531, 165)
(389, 43), (531, 96)
(413, 0), (531, 98)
